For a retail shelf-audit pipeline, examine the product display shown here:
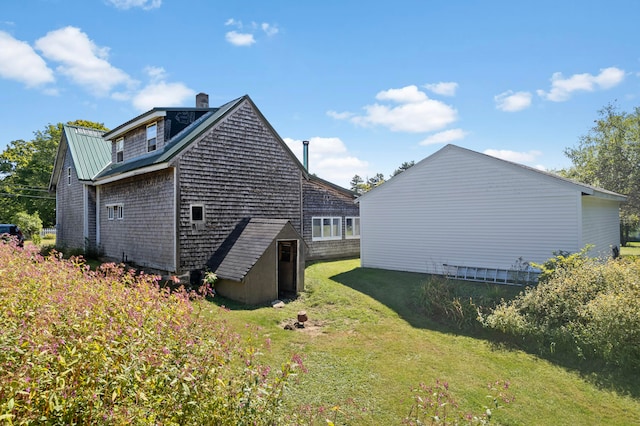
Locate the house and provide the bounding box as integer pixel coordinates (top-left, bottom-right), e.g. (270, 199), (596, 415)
(357, 144), (626, 281)
(49, 94), (360, 304)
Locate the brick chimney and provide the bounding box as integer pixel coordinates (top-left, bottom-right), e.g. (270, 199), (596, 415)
(196, 92), (209, 108)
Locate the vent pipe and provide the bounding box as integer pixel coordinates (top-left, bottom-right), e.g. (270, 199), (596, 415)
(196, 92), (209, 108)
(302, 140), (309, 171)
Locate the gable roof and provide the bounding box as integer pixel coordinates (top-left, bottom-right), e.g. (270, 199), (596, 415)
(49, 124), (110, 190)
(357, 144), (627, 203)
(212, 218), (298, 282)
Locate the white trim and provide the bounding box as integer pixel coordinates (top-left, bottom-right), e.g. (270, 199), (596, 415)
(94, 163), (170, 185)
(311, 216), (342, 241)
(345, 216), (361, 239)
(96, 186), (100, 246)
(83, 185), (89, 242)
(172, 168), (177, 272)
(104, 110), (166, 141)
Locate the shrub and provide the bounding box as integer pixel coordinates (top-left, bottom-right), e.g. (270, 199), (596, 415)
(418, 276), (515, 329)
(12, 211), (42, 245)
(484, 255), (640, 369)
(0, 243), (302, 424)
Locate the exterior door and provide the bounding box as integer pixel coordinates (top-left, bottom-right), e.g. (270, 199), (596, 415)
(277, 240), (297, 296)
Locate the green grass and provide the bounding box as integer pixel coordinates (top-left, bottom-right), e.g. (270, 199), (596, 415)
(203, 259), (640, 425)
(621, 241), (640, 257)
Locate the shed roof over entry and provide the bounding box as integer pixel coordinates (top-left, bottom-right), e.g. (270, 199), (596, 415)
(212, 218), (297, 282)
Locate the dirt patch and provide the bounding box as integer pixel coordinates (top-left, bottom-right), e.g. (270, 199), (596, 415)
(280, 318), (328, 337)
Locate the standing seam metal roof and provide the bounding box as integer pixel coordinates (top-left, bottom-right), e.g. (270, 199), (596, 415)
(63, 125), (111, 180)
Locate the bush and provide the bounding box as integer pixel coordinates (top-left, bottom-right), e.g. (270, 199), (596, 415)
(0, 243), (303, 424)
(12, 211), (43, 245)
(484, 255), (640, 369)
(418, 276), (516, 329)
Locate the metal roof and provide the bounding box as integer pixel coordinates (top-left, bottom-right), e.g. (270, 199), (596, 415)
(63, 124), (111, 180)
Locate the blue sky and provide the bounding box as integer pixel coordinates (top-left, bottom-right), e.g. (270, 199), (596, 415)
(1, 0), (639, 188)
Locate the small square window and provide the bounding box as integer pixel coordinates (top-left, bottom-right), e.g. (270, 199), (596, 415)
(191, 205), (204, 222)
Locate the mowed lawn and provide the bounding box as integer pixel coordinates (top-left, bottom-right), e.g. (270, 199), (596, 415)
(204, 259), (640, 425)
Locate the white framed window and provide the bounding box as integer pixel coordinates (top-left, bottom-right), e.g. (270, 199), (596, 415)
(116, 138), (124, 163)
(312, 217), (342, 241)
(67, 167), (72, 185)
(107, 204), (124, 220)
(190, 204), (205, 230)
(345, 217), (360, 239)
(147, 123), (157, 152)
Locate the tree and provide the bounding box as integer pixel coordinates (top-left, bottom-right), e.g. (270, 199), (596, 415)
(350, 174), (365, 194)
(391, 160), (415, 177)
(562, 104), (640, 242)
(0, 120), (108, 226)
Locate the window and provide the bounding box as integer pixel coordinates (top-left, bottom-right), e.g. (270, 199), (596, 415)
(116, 138), (124, 163)
(67, 167), (72, 185)
(107, 204), (124, 220)
(191, 205), (204, 222)
(312, 217), (342, 241)
(345, 217), (360, 239)
(147, 123), (157, 152)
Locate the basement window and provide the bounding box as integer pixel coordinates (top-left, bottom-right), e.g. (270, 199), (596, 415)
(147, 123), (157, 152)
(312, 217), (342, 241)
(345, 217), (360, 239)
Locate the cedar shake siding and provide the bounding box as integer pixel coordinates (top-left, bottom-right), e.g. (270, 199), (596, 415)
(302, 178), (360, 260)
(98, 169), (175, 272)
(175, 100), (303, 273)
(56, 151), (85, 250)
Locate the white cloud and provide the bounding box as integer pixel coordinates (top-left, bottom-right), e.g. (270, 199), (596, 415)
(284, 137), (370, 188)
(105, 0), (161, 10)
(131, 67), (195, 110)
(424, 82), (458, 96)
(35, 26), (133, 96)
(0, 31), (54, 88)
(419, 128), (468, 145)
(340, 85), (457, 133)
(483, 149), (542, 164)
(261, 23), (279, 36)
(225, 31), (256, 46)
(494, 90), (532, 112)
(537, 67), (625, 102)
(326, 110), (354, 120)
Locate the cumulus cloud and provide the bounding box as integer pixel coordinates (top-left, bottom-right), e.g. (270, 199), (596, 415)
(537, 67), (625, 102)
(284, 137), (370, 188)
(35, 26), (133, 96)
(224, 18), (278, 46)
(424, 82), (458, 96)
(0, 31), (54, 88)
(419, 128), (468, 145)
(105, 0), (161, 10)
(326, 110), (354, 120)
(336, 85), (457, 133)
(484, 149), (542, 164)
(131, 66), (195, 110)
(494, 90), (532, 112)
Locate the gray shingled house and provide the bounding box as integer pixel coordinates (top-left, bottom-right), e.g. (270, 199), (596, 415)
(49, 94), (360, 305)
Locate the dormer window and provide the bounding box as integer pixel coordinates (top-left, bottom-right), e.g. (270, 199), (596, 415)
(147, 123), (157, 152)
(116, 138), (124, 163)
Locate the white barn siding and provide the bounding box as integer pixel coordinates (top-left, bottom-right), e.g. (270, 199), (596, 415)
(581, 196), (621, 258)
(360, 146), (588, 275)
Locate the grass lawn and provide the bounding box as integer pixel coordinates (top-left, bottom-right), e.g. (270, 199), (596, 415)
(203, 258), (640, 425)
(621, 241), (640, 257)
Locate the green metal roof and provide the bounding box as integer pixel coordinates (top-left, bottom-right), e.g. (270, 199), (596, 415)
(63, 124), (111, 180)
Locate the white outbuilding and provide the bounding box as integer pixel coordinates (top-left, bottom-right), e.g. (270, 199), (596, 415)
(358, 144), (626, 281)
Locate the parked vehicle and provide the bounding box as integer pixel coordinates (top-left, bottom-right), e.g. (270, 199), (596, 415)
(0, 224), (24, 247)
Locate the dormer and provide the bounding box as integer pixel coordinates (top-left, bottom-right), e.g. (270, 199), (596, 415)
(103, 93), (214, 165)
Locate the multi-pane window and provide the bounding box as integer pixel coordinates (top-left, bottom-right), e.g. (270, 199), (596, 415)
(312, 217), (342, 241)
(345, 217), (360, 239)
(147, 123), (157, 152)
(116, 138), (124, 163)
(107, 204), (124, 220)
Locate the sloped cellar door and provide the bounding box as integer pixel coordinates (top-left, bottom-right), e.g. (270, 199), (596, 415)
(277, 240), (297, 296)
